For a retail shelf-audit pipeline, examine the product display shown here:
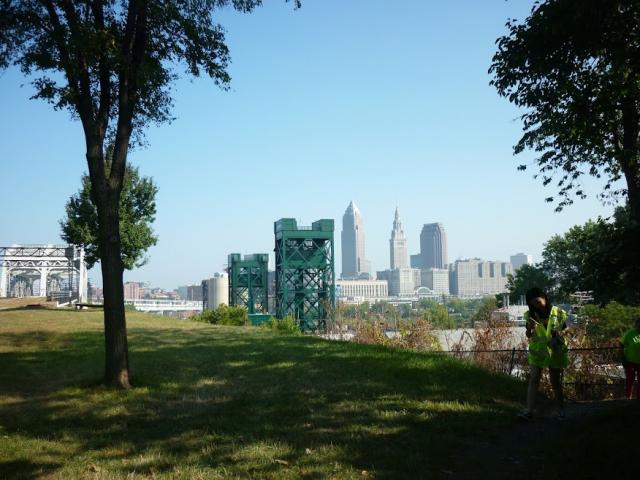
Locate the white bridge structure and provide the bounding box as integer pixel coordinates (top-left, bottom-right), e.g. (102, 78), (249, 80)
(126, 299), (203, 314)
(0, 245), (87, 302)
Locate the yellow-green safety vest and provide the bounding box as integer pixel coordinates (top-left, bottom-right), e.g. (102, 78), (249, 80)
(525, 305), (569, 368)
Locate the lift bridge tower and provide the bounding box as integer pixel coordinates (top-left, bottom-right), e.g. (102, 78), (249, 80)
(274, 218), (335, 332)
(227, 253), (269, 314)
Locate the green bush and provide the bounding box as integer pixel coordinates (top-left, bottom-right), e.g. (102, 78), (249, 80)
(124, 303), (137, 312)
(192, 304), (249, 326)
(262, 315), (302, 335)
(222, 306), (249, 326)
(580, 301), (640, 345)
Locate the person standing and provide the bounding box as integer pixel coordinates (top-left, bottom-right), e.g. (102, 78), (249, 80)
(620, 317), (640, 400)
(519, 287), (569, 420)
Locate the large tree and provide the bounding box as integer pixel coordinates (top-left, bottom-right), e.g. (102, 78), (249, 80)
(0, 0), (298, 387)
(490, 0), (640, 225)
(505, 263), (554, 305)
(60, 159), (158, 270)
(540, 207), (639, 305)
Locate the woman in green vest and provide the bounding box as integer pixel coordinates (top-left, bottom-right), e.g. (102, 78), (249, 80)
(518, 287), (569, 420)
(620, 317), (640, 400)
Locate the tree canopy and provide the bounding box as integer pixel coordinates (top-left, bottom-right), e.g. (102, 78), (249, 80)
(540, 207), (639, 305)
(506, 207), (640, 306)
(505, 264), (554, 305)
(61, 160), (158, 270)
(490, 0), (640, 224)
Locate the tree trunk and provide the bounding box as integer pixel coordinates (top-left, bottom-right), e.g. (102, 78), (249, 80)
(624, 164), (640, 227)
(99, 194), (131, 389)
(621, 87), (640, 228)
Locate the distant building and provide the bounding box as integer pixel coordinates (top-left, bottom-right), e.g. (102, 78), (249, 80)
(510, 253), (533, 271)
(336, 279), (388, 303)
(492, 305), (529, 326)
(124, 281), (141, 300)
(341, 201), (371, 279)
(376, 270), (391, 283)
(202, 273), (229, 310)
(389, 207), (408, 270)
(421, 268), (450, 296)
(449, 259), (512, 297)
(91, 287), (104, 303)
(186, 284), (202, 302)
(420, 223), (448, 269)
(177, 285), (189, 300)
(388, 267), (421, 297)
(411, 223), (448, 270)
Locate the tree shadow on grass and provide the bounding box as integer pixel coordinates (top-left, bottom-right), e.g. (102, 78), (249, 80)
(0, 460), (61, 480)
(1, 325), (526, 479)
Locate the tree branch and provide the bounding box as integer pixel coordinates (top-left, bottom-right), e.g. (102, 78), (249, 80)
(110, 0), (147, 187)
(91, 0), (111, 145)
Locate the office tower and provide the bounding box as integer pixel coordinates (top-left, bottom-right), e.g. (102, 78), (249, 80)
(388, 267), (420, 296)
(410, 254), (422, 269)
(177, 285), (189, 300)
(449, 259), (512, 297)
(510, 253), (533, 271)
(420, 223), (448, 269)
(341, 201), (370, 279)
(187, 284), (203, 301)
(421, 268), (450, 295)
(389, 207), (408, 269)
(124, 281), (141, 301)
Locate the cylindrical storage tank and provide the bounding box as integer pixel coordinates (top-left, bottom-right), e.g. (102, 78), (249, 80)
(211, 272), (229, 308)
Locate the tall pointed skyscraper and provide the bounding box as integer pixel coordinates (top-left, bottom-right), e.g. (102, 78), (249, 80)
(389, 207), (408, 269)
(341, 201), (370, 279)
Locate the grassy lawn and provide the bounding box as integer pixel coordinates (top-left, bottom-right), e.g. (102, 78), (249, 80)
(0, 309), (635, 479)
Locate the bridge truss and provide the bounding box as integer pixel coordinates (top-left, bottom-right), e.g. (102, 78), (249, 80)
(274, 218), (335, 332)
(0, 245), (87, 302)
(227, 253), (269, 314)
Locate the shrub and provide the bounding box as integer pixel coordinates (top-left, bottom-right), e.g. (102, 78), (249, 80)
(262, 315), (302, 335)
(353, 319), (441, 352)
(124, 303), (137, 312)
(222, 306), (249, 326)
(192, 304), (249, 326)
(401, 319), (441, 352)
(580, 302), (640, 346)
(353, 320), (387, 346)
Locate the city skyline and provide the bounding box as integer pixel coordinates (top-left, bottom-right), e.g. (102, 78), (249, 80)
(0, 0), (619, 290)
(9, 201), (590, 291)
(113, 202), (524, 291)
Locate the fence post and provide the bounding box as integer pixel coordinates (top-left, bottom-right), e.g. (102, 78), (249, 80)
(508, 347), (516, 375)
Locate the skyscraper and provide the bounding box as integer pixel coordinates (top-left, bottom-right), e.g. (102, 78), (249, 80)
(420, 223), (448, 269)
(389, 207), (408, 270)
(341, 201), (370, 279)
(510, 253), (533, 271)
(449, 259), (512, 297)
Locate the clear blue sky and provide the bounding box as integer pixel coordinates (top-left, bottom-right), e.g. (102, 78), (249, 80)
(0, 0), (620, 289)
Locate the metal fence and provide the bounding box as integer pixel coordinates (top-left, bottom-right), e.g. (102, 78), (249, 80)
(47, 290), (79, 306)
(439, 347), (624, 400)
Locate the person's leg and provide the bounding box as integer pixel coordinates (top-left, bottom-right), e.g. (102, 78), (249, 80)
(624, 364), (634, 399)
(526, 365), (543, 413)
(549, 368), (564, 414)
(634, 364), (640, 400)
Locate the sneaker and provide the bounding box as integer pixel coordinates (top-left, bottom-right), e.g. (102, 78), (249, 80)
(517, 410), (533, 420)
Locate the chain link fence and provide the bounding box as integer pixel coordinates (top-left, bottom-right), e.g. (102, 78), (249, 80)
(438, 347), (624, 400)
